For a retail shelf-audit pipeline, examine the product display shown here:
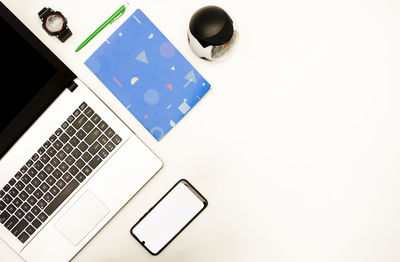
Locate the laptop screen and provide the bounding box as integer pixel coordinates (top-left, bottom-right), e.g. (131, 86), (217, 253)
(1, 16), (57, 134)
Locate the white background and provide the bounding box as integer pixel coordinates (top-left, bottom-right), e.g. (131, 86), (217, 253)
(2, 0), (400, 261)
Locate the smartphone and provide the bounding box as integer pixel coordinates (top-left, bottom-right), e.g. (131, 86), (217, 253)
(130, 179), (208, 255)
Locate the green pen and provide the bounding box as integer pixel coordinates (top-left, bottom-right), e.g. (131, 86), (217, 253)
(75, 4), (126, 52)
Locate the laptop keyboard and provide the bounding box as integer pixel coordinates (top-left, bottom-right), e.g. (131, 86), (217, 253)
(0, 102), (122, 244)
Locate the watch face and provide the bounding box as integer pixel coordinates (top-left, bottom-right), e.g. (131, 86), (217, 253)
(45, 14), (64, 33)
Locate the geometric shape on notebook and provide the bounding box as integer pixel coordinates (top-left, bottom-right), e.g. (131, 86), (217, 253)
(136, 50), (149, 64)
(178, 99), (190, 114)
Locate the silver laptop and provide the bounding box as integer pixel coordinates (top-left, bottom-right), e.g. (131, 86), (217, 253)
(0, 4), (163, 261)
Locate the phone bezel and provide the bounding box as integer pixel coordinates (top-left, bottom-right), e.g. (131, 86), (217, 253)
(130, 179), (208, 255)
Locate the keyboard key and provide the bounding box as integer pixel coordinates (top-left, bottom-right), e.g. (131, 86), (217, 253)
(40, 154), (50, 164)
(18, 232), (29, 243)
(19, 191), (28, 201)
(62, 173), (72, 182)
(56, 150), (67, 161)
(53, 140), (63, 150)
(61, 121), (68, 130)
(21, 203), (30, 212)
(105, 142), (115, 152)
(69, 166), (78, 176)
(39, 183), (50, 192)
(67, 115), (75, 123)
(14, 172), (22, 180)
(31, 178), (41, 187)
(88, 142), (101, 155)
(15, 181), (25, 190)
(33, 190), (43, 199)
(32, 219), (42, 229)
(31, 206), (40, 216)
(55, 128), (62, 136)
(91, 114), (101, 124)
(44, 164), (54, 174)
(59, 133), (69, 143)
(12, 197), (22, 207)
(46, 176), (56, 186)
(69, 136), (80, 147)
(34, 161), (44, 170)
(3, 184), (10, 192)
(24, 212), (34, 222)
(45, 180), (79, 216)
(75, 159), (85, 169)
(9, 187), (18, 197)
(26, 160), (33, 168)
(26, 185), (35, 194)
(111, 134), (122, 145)
(47, 147), (56, 157)
(49, 135), (57, 143)
(81, 152), (92, 162)
(72, 114), (88, 130)
(38, 147), (45, 155)
(26, 225), (36, 235)
(38, 212), (48, 222)
(38, 171), (47, 181)
(43, 141), (51, 149)
(71, 148), (82, 159)
(82, 121), (94, 133)
(89, 156), (102, 170)
(76, 130), (86, 140)
(27, 168), (38, 177)
(73, 109), (80, 117)
(21, 174), (31, 184)
(3, 194), (12, 204)
(79, 102), (87, 110)
(52, 169), (62, 179)
(63, 143), (73, 154)
(98, 135), (108, 145)
(78, 142), (88, 152)
(20, 166), (28, 173)
(50, 158), (60, 168)
(50, 186), (60, 196)
(98, 121), (108, 131)
(8, 178), (16, 186)
(43, 193), (53, 202)
(31, 153), (39, 162)
(0, 211), (11, 223)
(85, 128), (101, 145)
(76, 173), (86, 183)
(82, 166), (92, 176)
(105, 128), (115, 138)
(84, 107), (94, 117)
(37, 200), (47, 209)
(4, 215), (18, 230)
(65, 156), (75, 166)
(6, 204), (16, 214)
(0, 190), (4, 198)
(66, 126), (76, 137)
(27, 196), (37, 206)
(15, 209), (24, 219)
(11, 219), (28, 237)
(56, 180), (66, 190)
(0, 201), (6, 210)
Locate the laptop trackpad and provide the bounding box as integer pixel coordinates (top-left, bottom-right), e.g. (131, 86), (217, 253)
(54, 191), (110, 246)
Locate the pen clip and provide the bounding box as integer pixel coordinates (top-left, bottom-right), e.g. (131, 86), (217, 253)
(110, 8), (125, 24)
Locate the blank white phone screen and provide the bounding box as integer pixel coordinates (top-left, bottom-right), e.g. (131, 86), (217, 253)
(132, 182), (205, 254)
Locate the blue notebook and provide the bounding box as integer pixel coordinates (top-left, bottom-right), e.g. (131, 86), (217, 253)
(85, 9), (211, 140)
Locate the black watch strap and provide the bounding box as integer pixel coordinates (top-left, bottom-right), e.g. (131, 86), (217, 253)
(58, 27), (72, 42)
(38, 7), (52, 21)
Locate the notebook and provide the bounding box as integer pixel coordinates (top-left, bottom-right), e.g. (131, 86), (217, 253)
(85, 9), (211, 140)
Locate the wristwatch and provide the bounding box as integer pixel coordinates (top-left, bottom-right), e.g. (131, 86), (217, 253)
(38, 8), (72, 42)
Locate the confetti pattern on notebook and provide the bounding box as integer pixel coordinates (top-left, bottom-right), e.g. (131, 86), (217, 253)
(85, 9), (211, 140)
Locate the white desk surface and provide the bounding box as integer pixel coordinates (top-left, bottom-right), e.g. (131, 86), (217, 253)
(2, 0), (400, 261)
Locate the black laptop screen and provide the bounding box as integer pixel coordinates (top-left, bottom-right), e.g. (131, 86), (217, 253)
(1, 16), (57, 134)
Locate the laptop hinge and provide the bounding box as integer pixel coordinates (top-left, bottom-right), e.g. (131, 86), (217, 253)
(67, 81), (78, 92)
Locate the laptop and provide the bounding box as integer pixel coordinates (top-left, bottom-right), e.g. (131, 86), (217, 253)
(0, 3), (163, 261)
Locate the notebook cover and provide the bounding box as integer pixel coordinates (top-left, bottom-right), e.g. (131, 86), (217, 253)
(85, 9), (211, 140)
